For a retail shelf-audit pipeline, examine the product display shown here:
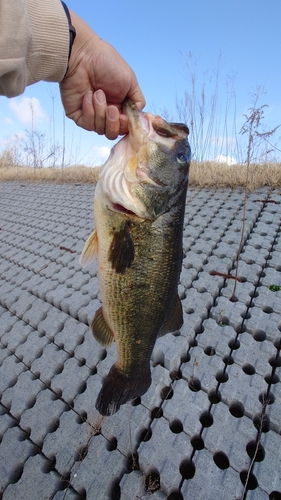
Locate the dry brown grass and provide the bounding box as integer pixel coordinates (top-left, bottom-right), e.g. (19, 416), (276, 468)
(0, 165), (100, 184)
(1, 161), (281, 190)
(189, 161), (281, 190)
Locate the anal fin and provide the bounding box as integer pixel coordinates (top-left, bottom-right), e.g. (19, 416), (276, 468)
(91, 307), (114, 347)
(158, 294), (183, 337)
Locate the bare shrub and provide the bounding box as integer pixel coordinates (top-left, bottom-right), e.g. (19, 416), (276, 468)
(22, 128), (61, 168)
(162, 55), (281, 166)
(0, 149), (14, 169)
(0, 144), (22, 169)
(231, 87), (281, 300)
(240, 85), (281, 165)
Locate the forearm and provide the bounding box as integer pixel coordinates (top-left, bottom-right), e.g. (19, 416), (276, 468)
(0, 0), (69, 97)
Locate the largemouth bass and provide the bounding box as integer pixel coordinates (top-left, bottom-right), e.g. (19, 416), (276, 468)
(80, 100), (191, 416)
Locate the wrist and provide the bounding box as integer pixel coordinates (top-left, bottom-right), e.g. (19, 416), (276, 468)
(66, 10), (100, 76)
(61, 2), (76, 71)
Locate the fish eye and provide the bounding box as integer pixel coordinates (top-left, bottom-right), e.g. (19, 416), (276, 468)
(177, 152), (188, 165)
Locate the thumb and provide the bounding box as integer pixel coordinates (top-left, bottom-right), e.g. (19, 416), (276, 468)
(128, 83), (146, 111)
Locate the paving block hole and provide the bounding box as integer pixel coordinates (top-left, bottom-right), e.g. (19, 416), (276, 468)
(199, 410), (214, 427)
(269, 492), (281, 500)
(167, 492), (184, 500)
(169, 419), (183, 434)
(246, 440), (265, 462)
(208, 388), (221, 404)
(239, 470), (258, 490)
(253, 412), (271, 433)
(144, 468), (160, 493)
(179, 458), (196, 480)
(188, 377), (201, 392)
(213, 450), (230, 470)
(229, 400), (245, 418)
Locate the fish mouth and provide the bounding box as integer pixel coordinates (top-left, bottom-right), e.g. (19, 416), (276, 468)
(121, 99), (182, 187)
(122, 99), (150, 152)
(122, 99), (184, 148)
(112, 203), (136, 215)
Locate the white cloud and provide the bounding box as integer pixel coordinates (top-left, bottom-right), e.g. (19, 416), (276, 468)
(92, 146), (110, 165)
(9, 97), (47, 126)
(215, 154), (237, 165)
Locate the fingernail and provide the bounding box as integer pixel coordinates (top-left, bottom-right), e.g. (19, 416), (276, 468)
(107, 106), (118, 120)
(95, 89), (106, 105)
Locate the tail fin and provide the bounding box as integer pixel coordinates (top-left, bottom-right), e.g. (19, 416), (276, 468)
(95, 364), (151, 416)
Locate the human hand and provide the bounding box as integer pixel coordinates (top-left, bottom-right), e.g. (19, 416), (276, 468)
(59, 10), (145, 139)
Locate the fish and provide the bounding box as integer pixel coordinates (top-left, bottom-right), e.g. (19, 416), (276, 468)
(80, 100), (191, 416)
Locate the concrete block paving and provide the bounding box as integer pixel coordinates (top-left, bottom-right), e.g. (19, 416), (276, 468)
(0, 182), (280, 499)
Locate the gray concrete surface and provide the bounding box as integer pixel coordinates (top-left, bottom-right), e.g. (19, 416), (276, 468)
(0, 181), (280, 500)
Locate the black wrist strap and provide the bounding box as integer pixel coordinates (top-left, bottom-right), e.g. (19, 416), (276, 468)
(61, 1), (76, 61)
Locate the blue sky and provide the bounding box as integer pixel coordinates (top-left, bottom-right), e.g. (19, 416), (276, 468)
(0, 0), (280, 165)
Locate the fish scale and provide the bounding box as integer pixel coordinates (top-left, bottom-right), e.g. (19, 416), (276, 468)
(97, 208), (185, 379)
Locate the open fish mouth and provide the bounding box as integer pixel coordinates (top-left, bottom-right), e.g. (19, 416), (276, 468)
(112, 203), (136, 215)
(123, 99), (188, 153)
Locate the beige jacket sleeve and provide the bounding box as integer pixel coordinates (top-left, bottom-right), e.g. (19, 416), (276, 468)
(0, 0), (70, 97)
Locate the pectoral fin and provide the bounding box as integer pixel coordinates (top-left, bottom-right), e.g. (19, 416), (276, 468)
(108, 221), (134, 273)
(91, 307), (114, 347)
(79, 230), (98, 267)
(158, 295), (183, 337)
